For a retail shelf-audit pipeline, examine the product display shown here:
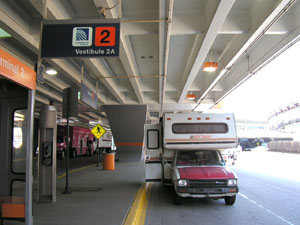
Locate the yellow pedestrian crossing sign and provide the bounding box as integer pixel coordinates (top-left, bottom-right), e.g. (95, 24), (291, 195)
(91, 124), (106, 139)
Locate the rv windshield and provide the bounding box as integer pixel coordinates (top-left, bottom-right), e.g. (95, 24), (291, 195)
(176, 150), (224, 166)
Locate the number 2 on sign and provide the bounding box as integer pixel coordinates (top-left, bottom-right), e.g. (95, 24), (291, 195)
(95, 27), (116, 46)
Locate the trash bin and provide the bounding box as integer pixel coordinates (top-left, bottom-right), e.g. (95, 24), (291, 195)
(102, 152), (115, 170)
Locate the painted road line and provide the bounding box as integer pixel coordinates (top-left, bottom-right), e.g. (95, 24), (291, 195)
(57, 164), (95, 179)
(239, 193), (294, 225)
(123, 183), (152, 225)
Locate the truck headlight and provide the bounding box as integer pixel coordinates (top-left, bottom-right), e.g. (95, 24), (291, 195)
(177, 179), (188, 187)
(227, 179), (237, 186)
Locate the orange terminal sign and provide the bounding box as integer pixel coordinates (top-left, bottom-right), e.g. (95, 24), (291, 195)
(0, 48), (36, 90)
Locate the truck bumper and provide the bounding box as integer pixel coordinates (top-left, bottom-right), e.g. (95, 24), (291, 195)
(175, 187), (239, 198)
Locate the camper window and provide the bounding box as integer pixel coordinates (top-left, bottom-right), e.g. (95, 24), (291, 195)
(147, 129), (159, 149)
(172, 123), (228, 134)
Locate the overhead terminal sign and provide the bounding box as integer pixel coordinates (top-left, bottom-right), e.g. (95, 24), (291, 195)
(41, 19), (120, 58)
(80, 83), (97, 110)
(0, 48), (36, 90)
(91, 124), (106, 139)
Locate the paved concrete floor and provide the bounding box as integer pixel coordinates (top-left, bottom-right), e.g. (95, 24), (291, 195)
(4, 160), (145, 225)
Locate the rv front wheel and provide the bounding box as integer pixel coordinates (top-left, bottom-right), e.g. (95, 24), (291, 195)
(225, 195), (236, 205)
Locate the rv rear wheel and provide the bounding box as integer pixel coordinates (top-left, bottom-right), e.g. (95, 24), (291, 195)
(225, 195), (236, 205)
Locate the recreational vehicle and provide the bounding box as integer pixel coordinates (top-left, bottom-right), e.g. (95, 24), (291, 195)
(144, 113), (239, 205)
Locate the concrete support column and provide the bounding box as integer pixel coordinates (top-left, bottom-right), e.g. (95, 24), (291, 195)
(104, 105), (147, 162)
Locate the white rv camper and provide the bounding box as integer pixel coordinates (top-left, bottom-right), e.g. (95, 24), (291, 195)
(144, 112), (239, 205)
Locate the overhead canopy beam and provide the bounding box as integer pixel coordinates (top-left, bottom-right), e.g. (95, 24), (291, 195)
(49, 59), (107, 104)
(196, 0), (296, 107)
(158, 0), (167, 106)
(214, 15), (300, 105)
(178, 0), (235, 103)
(84, 58), (125, 104)
(78, 113), (91, 121)
(220, 0), (296, 77)
(44, 74), (68, 92)
(148, 103), (198, 112)
(0, 8), (39, 53)
(36, 95), (50, 105)
(93, 0), (145, 104)
(160, 0), (174, 117)
(36, 85), (62, 102)
(120, 36), (144, 104)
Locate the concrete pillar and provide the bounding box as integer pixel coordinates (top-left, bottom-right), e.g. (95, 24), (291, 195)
(104, 105), (147, 161)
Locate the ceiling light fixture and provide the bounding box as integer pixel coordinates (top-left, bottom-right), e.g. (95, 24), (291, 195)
(203, 62), (218, 72)
(186, 94), (196, 100)
(45, 69), (57, 75)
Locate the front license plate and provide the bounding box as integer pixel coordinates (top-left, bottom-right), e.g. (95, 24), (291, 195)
(192, 188), (229, 193)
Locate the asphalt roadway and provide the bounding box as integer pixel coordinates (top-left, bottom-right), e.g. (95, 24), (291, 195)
(8, 150), (300, 225)
(145, 150), (300, 225)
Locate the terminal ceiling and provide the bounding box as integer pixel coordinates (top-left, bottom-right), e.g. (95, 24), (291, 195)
(0, 0), (299, 127)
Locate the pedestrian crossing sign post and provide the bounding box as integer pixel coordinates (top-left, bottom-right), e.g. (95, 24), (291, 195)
(91, 124), (106, 139)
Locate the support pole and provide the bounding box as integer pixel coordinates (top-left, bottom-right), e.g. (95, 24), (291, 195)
(63, 116), (71, 194)
(62, 87), (77, 194)
(97, 146), (100, 167)
(25, 90), (35, 225)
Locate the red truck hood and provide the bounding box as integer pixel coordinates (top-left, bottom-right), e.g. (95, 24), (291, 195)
(177, 166), (236, 179)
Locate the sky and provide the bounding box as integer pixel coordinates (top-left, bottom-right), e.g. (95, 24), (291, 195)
(222, 39), (300, 121)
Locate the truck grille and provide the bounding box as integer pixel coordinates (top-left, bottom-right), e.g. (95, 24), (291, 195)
(189, 179), (227, 188)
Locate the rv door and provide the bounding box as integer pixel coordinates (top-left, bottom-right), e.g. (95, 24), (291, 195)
(144, 124), (162, 182)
